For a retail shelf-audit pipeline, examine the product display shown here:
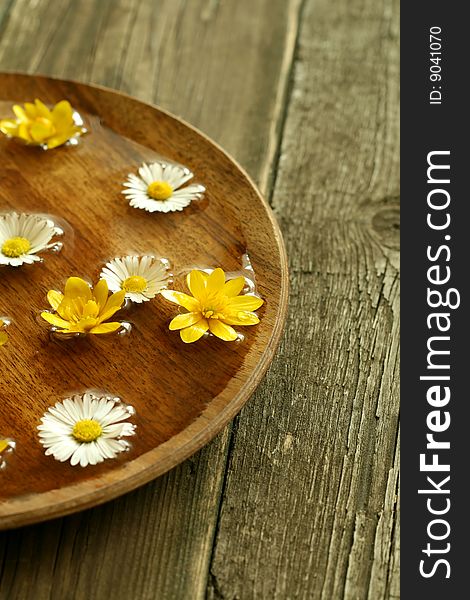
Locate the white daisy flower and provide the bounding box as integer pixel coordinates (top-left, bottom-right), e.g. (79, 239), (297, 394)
(100, 255), (169, 303)
(38, 393), (136, 467)
(0, 212), (62, 267)
(122, 161), (205, 213)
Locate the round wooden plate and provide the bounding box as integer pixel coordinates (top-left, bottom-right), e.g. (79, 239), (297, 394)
(0, 73), (288, 529)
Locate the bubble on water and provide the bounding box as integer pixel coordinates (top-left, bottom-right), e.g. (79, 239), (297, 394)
(118, 321), (133, 336)
(49, 241), (63, 254)
(235, 332), (246, 344)
(223, 252), (258, 295)
(122, 298), (133, 311)
(0, 438), (16, 470)
(50, 328), (83, 342)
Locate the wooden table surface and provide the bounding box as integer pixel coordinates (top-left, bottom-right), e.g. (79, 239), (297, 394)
(0, 1), (399, 598)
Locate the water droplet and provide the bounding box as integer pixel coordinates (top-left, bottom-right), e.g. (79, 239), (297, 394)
(118, 321), (133, 336)
(73, 111), (84, 127)
(49, 242), (63, 253)
(122, 298), (133, 311)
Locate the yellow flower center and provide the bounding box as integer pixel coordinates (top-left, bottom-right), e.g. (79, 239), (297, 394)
(1, 237), (31, 258)
(147, 180), (173, 201)
(35, 116), (53, 127)
(72, 419), (102, 443)
(202, 308), (222, 320)
(122, 275), (148, 293)
(75, 317), (99, 331)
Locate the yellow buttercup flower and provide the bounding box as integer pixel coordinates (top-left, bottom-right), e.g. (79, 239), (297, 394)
(161, 268), (264, 343)
(41, 277), (126, 335)
(0, 99), (86, 149)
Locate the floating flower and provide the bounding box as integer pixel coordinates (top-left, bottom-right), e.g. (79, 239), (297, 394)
(41, 277), (126, 336)
(0, 99), (86, 149)
(0, 212), (62, 267)
(122, 161), (205, 213)
(100, 255), (169, 304)
(161, 268), (264, 343)
(38, 393), (136, 467)
(0, 319), (8, 346)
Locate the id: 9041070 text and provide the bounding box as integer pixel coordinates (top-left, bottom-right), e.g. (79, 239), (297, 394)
(429, 26), (442, 105)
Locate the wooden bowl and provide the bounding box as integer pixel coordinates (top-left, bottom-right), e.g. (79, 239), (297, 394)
(0, 73), (288, 529)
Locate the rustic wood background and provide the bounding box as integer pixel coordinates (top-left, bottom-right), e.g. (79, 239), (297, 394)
(0, 0), (399, 598)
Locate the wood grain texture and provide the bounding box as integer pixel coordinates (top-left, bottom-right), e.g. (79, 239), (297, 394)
(207, 0), (400, 598)
(0, 0), (299, 190)
(0, 73), (288, 522)
(0, 0), (299, 598)
(0, 0), (400, 598)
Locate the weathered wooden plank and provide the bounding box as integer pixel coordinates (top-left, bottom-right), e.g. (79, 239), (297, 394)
(0, 0), (300, 598)
(207, 0), (400, 598)
(0, 0), (13, 32)
(0, 0), (300, 188)
(0, 435), (229, 599)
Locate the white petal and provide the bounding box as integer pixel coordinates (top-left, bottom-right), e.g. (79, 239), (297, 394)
(138, 163), (155, 185)
(162, 163), (193, 188)
(95, 438), (117, 459)
(149, 162), (164, 181)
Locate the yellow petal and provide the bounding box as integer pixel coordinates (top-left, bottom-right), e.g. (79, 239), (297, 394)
(0, 119), (19, 135)
(169, 312), (202, 330)
(224, 277), (245, 297)
(74, 316), (98, 331)
(0, 331), (8, 346)
(12, 105), (29, 122)
(64, 277), (92, 301)
(89, 322), (122, 334)
(57, 297), (83, 321)
(29, 120), (54, 142)
(222, 311), (260, 326)
(56, 298), (73, 321)
(46, 124), (82, 149)
(41, 312), (71, 330)
(34, 99), (51, 119)
(18, 122), (32, 142)
(100, 290), (126, 321)
(46, 132), (71, 149)
(227, 295), (264, 312)
(24, 102), (37, 118)
(47, 290), (64, 310)
(180, 319), (209, 343)
(208, 319), (238, 341)
(206, 268), (225, 293)
(187, 270), (207, 299)
(185, 270), (208, 289)
(93, 279), (109, 309)
(51, 100), (73, 129)
(161, 290), (199, 312)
